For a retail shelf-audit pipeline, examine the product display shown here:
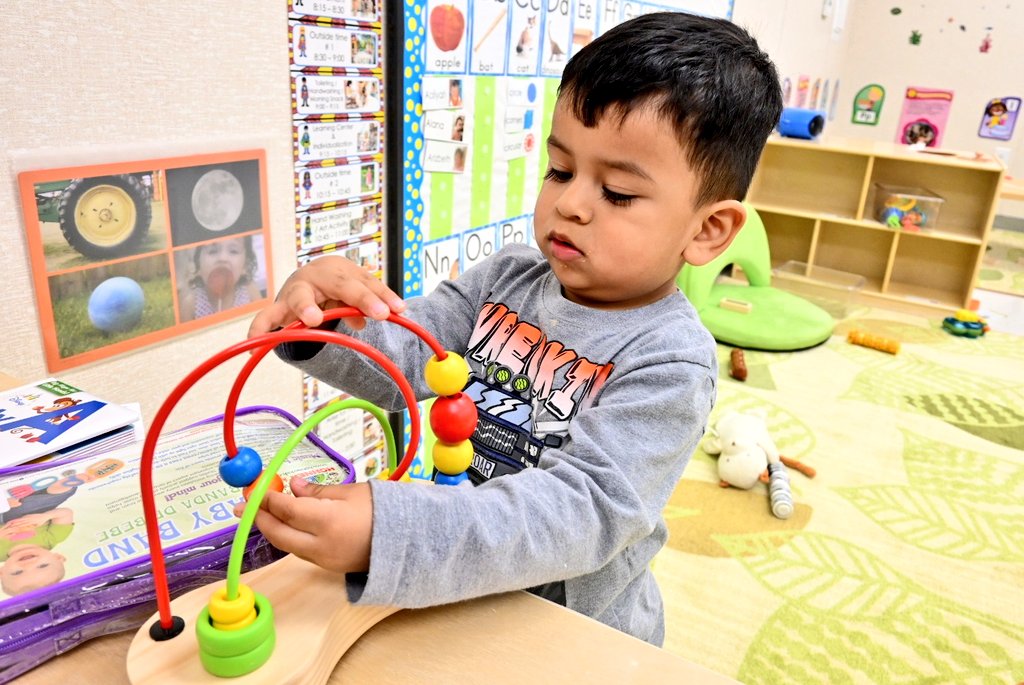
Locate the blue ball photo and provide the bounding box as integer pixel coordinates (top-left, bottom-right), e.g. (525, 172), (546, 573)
(88, 276), (145, 333)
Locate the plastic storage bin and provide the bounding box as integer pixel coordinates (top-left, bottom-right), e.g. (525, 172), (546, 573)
(871, 183), (944, 230)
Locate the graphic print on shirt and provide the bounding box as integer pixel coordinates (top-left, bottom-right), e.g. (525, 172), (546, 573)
(454, 302), (614, 484)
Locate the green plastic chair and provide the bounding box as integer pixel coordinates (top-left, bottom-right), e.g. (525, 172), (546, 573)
(677, 204), (834, 350)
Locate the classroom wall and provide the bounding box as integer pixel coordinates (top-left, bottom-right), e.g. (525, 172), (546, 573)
(738, 0), (1023, 178)
(830, 0), (1024, 177)
(733, 0), (850, 96)
(0, 5), (304, 429)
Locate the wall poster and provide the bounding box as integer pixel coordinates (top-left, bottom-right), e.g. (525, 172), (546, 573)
(396, 0), (734, 478)
(977, 96), (1020, 142)
(896, 86), (954, 148)
(18, 150), (272, 372)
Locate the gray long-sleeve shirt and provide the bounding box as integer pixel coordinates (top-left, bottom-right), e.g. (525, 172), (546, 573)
(279, 243), (717, 645)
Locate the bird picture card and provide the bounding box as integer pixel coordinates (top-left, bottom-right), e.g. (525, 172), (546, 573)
(17, 150), (272, 372)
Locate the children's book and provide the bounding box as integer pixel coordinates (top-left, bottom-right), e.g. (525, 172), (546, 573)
(0, 379), (139, 469)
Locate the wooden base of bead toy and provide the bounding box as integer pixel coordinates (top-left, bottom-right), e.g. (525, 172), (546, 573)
(126, 554), (399, 685)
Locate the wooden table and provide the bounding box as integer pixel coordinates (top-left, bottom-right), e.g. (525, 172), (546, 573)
(17, 591), (735, 684)
(3, 372), (734, 684)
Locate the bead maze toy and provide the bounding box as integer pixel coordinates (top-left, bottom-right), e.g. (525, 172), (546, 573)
(126, 308), (477, 684)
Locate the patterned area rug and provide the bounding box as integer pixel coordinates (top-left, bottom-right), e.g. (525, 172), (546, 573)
(978, 227), (1024, 296)
(654, 308), (1024, 684)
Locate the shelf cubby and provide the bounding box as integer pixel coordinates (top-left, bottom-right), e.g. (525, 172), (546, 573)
(869, 157), (1001, 241)
(757, 210), (816, 268)
(748, 142), (869, 218)
(888, 233), (982, 308)
(815, 222), (893, 294)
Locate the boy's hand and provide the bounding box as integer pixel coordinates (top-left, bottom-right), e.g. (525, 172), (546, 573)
(235, 476), (373, 574)
(248, 256), (405, 338)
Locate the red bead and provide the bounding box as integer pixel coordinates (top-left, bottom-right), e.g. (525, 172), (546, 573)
(429, 393), (478, 443)
(242, 471), (284, 500)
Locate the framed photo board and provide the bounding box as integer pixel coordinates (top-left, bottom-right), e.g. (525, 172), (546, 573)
(18, 149), (273, 371)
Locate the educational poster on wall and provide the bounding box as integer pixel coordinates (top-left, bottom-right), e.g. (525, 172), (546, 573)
(852, 84), (885, 125)
(396, 0), (734, 478)
(896, 87), (953, 148)
(401, 0), (735, 299)
(978, 97), (1020, 141)
(17, 150), (272, 372)
(289, 3), (387, 474)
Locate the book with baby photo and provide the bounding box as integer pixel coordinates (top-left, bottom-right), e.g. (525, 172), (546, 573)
(0, 378), (140, 470)
(0, 407), (356, 683)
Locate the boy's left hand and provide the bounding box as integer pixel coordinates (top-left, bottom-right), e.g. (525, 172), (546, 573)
(235, 476), (372, 574)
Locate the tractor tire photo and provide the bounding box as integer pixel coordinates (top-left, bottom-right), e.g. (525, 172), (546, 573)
(58, 174), (152, 259)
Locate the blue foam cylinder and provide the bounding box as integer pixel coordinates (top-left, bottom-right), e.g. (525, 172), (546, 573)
(778, 108), (826, 140)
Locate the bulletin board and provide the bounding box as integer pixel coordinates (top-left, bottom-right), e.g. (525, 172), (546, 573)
(396, 0), (734, 300)
(391, 0), (733, 479)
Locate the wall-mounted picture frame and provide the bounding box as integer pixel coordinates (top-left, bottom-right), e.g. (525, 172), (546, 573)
(18, 149), (273, 372)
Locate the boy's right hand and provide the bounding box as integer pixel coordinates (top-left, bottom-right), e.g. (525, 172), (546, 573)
(248, 256), (406, 338)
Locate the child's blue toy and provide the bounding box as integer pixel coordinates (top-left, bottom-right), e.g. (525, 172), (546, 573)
(777, 108), (826, 139)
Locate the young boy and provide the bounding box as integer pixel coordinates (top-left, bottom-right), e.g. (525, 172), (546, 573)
(246, 12), (781, 645)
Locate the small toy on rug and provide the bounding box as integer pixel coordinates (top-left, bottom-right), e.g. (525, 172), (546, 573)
(702, 411), (816, 519)
(941, 308), (988, 338)
(728, 348), (748, 381)
(847, 328), (900, 354)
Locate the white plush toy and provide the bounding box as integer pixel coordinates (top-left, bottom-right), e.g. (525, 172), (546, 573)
(702, 411), (816, 518)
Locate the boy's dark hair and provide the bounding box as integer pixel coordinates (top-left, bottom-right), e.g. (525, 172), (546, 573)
(559, 12), (782, 207)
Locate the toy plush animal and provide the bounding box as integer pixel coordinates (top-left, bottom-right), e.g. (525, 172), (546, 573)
(702, 411), (816, 518)
(704, 409), (815, 489)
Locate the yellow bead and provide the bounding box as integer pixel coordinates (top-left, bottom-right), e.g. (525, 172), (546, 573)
(213, 608), (257, 631)
(208, 583), (256, 627)
(424, 352), (469, 397)
(432, 439), (474, 475)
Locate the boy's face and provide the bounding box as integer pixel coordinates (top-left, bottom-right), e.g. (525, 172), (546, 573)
(534, 101), (707, 309)
(1, 545), (66, 595)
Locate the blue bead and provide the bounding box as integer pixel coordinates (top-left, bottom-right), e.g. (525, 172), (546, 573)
(219, 447), (262, 487)
(433, 471), (469, 487)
